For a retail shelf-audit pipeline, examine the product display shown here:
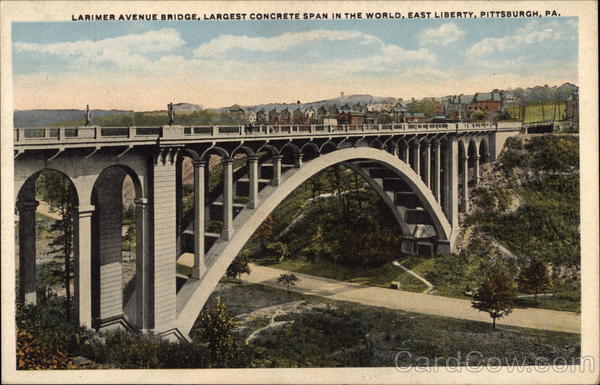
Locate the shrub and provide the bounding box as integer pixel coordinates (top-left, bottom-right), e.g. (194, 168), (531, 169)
(16, 329), (75, 370)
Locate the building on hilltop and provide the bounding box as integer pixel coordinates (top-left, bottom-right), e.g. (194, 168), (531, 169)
(172, 103), (202, 111)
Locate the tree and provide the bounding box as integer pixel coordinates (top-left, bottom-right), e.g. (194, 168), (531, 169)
(37, 171), (76, 320)
(225, 258), (250, 283)
(471, 265), (517, 328)
(199, 297), (237, 367)
(471, 109), (487, 122)
(277, 273), (299, 294)
(518, 258), (550, 304)
(255, 215), (274, 256)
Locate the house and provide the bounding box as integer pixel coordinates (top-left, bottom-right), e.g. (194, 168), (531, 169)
(404, 112), (426, 123)
(229, 105), (245, 121)
(391, 102), (407, 123)
(304, 107), (316, 123)
(353, 102), (365, 113)
(279, 108), (291, 124)
(292, 108), (304, 124)
(256, 109), (267, 125)
(468, 91), (502, 114)
(338, 111), (365, 125)
(317, 106), (328, 119)
(268, 109), (280, 124)
(172, 103), (202, 111)
(246, 111), (257, 124)
(443, 94), (474, 120)
(367, 102), (394, 112)
(502, 93), (518, 106)
(327, 105), (339, 118)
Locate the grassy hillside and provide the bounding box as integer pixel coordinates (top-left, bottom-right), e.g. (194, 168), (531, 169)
(505, 101), (568, 123)
(236, 134), (580, 313)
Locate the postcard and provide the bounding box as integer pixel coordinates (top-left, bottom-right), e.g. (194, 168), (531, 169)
(1, 1), (598, 384)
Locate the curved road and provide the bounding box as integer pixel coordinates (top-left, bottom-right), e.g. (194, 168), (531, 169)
(244, 263), (580, 334)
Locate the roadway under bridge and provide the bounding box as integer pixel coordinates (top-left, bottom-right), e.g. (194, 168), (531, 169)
(13, 121), (522, 341)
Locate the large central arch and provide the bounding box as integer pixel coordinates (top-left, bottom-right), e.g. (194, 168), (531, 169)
(175, 147), (451, 337)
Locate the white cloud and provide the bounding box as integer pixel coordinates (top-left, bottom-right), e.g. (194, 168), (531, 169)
(14, 28), (185, 68)
(192, 29), (434, 69)
(419, 23), (466, 46)
(193, 29), (378, 58)
(465, 20), (574, 62)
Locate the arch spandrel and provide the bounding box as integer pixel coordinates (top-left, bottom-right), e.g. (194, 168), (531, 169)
(175, 147), (451, 335)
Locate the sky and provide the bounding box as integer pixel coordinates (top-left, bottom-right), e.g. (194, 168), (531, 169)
(12, 17), (578, 110)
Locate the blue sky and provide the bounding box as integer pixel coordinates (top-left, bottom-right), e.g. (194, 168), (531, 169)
(12, 18), (578, 110)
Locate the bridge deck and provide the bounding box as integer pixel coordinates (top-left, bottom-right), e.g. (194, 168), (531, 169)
(13, 122), (519, 150)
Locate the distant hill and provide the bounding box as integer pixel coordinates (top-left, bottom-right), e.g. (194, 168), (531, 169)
(14, 109), (134, 127)
(216, 94), (399, 113)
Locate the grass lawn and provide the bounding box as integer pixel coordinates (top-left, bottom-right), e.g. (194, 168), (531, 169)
(200, 281), (580, 367)
(505, 102), (567, 123)
(262, 258), (427, 293)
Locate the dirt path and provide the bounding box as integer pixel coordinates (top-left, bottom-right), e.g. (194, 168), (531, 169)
(244, 263), (580, 334)
(391, 260), (435, 294)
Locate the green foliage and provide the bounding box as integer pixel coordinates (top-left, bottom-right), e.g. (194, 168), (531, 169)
(226, 258), (251, 283)
(518, 259), (551, 303)
(470, 109), (487, 121)
(277, 273), (299, 293)
(471, 265), (518, 328)
(199, 297), (237, 367)
(16, 299), (86, 368)
(35, 170), (76, 319)
(79, 109), (240, 127)
(469, 134), (580, 275)
(81, 331), (210, 369)
(526, 135), (579, 173)
(17, 329), (75, 370)
(207, 220), (224, 233)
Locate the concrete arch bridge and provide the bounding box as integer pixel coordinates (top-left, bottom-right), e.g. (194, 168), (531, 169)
(13, 121), (521, 340)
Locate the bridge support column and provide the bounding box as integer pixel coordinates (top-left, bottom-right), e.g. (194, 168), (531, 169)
(400, 144), (409, 163)
(152, 153), (177, 334)
(473, 154), (480, 186)
(422, 142), (430, 188)
(410, 142), (420, 174)
(433, 141), (441, 202)
(75, 205), (95, 329)
(293, 153), (303, 168)
(461, 154), (470, 213)
(175, 160), (183, 258)
(222, 158), (234, 241)
(134, 197), (150, 330)
(17, 199), (39, 305)
(272, 155), (283, 186)
(248, 155), (260, 209)
(192, 161), (206, 279)
(443, 138), (459, 230)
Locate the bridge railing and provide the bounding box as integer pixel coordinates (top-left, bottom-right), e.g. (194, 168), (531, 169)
(14, 122), (518, 146)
